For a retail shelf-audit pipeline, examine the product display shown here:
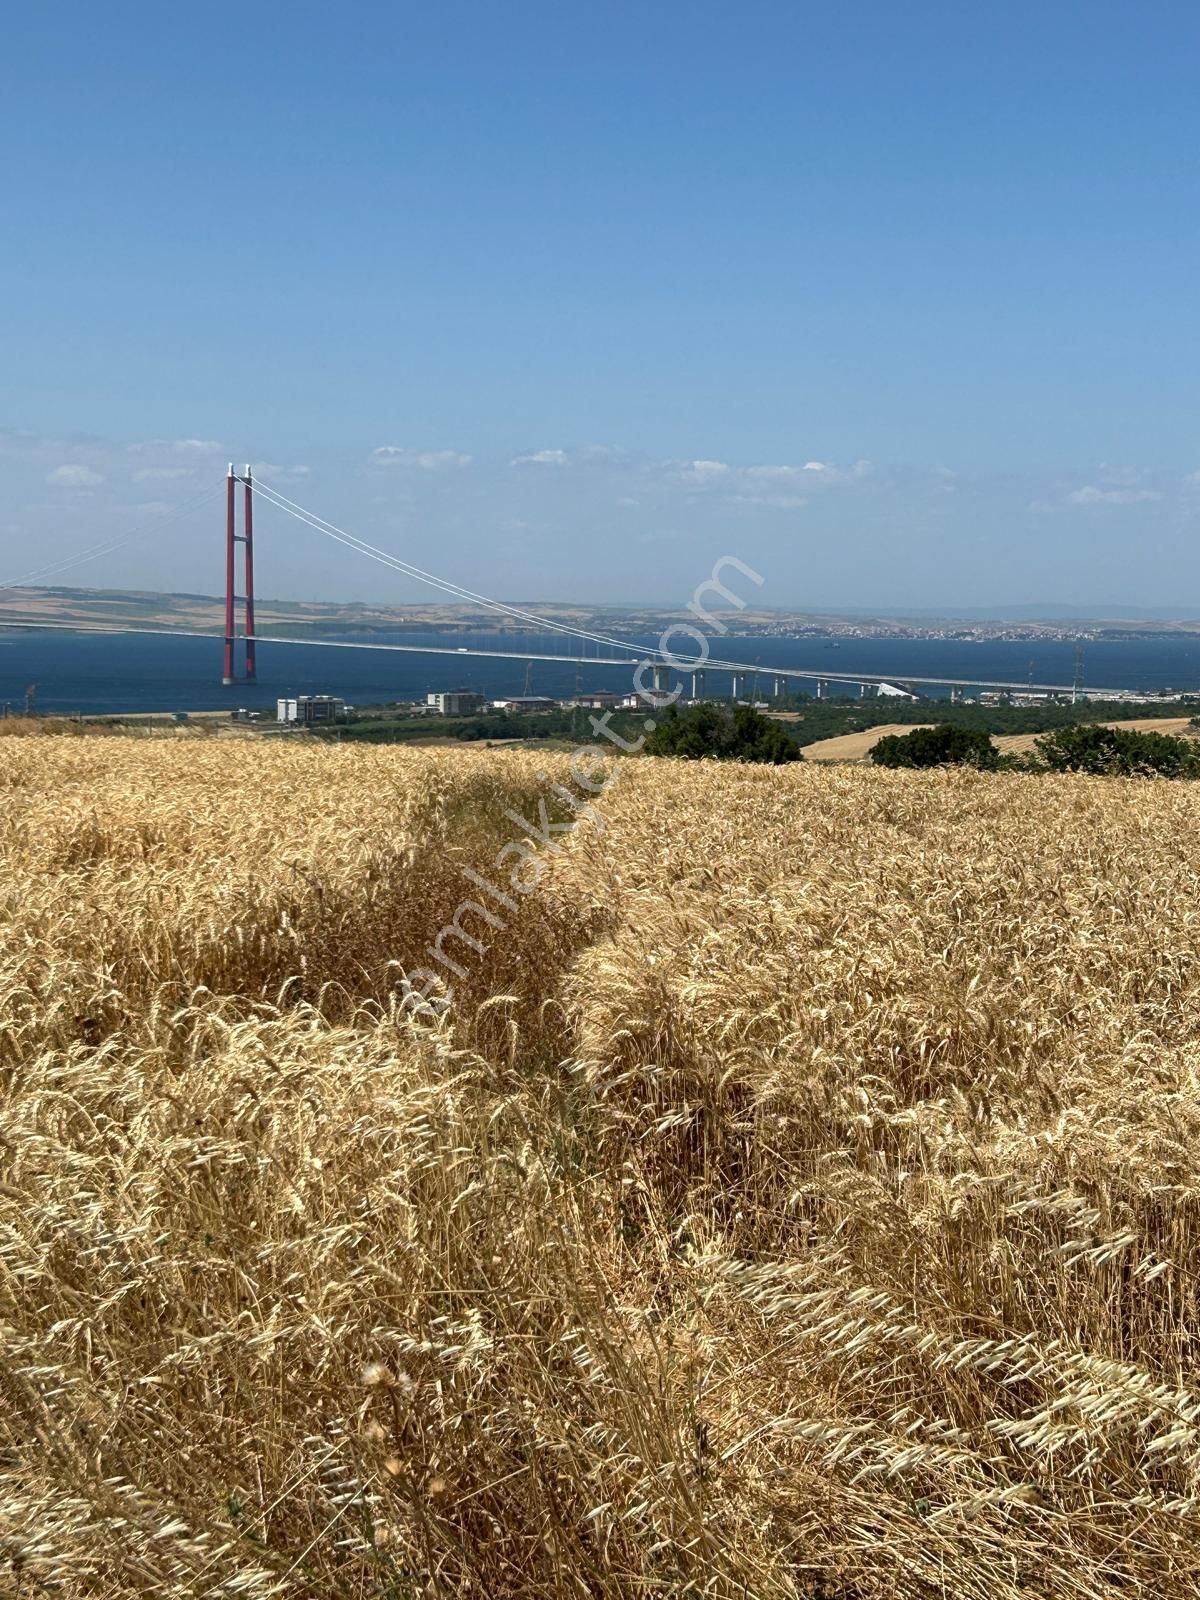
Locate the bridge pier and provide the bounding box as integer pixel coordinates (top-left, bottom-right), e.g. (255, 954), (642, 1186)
(731, 673), (744, 700)
(773, 675), (786, 698)
(650, 663), (671, 699)
(816, 679), (830, 699)
(691, 669), (706, 700)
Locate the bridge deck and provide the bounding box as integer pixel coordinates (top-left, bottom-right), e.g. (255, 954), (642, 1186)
(0, 615), (1140, 698)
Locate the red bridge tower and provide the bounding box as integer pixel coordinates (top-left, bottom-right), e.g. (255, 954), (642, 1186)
(223, 464), (256, 685)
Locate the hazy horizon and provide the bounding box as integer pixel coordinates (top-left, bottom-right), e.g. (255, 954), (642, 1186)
(14, 578), (1200, 628)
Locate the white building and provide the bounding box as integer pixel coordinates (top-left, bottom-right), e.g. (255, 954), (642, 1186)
(568, 692), (624, 710)
(427, 690), (485, 715)
(277, 695), (346, 724)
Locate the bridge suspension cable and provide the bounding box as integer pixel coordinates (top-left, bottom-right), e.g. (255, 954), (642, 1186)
(250, 474), (758, 673)
(250, 477), (689, 661)
(0, 482), (221, 596)
(0, 472), (1139, 700)
(1, 534), (141, 594)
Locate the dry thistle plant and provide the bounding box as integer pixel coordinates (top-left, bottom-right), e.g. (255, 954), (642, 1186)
(3, 737), (1200, 1596)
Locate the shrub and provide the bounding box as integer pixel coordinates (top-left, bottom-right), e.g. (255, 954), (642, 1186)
(870, 723), (999, 769)
(645, 702), (802, 763)
(1035, 723), (1200, 777)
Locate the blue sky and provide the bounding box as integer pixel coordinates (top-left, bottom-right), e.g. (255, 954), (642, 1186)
(3, 1), (1199, 610)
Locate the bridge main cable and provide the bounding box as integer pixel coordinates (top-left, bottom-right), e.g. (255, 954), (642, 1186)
(256, 480), (1107, 694)
(250, 475), (800, 679)
(0, 482), (221, 596)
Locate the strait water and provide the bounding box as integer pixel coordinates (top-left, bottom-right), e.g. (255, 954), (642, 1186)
(1, 629), (1199, 715)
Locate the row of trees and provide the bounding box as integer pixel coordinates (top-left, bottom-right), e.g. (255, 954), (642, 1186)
(773, 692), (1199, 748)
(643, 709), (1200, 776)
(871, 721), (1200, 777)
(317, 699), (1200, 777)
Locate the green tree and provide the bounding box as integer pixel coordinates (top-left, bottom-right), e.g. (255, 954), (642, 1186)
(645, 703), (801, 764)
(870, 724), (999, 770)
(1034, 723), (1200, 777)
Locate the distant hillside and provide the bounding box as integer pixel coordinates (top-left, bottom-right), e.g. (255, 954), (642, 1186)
(4, 584), (1200, 640)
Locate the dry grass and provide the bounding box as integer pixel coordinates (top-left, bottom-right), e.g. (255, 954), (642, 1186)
(5, 737), (1200, 1597)
(798, 722), (936, 761)
(993, 716), (1199, 756)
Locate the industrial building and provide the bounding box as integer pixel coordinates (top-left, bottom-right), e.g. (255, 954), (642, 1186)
(568, 692), (625, 710)
(490, 696), (560, 712)
(277, 695), (346, 724)
(426, 690), (485, 715)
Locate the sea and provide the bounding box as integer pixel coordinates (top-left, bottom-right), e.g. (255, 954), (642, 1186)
(2, 628), (1200, 716)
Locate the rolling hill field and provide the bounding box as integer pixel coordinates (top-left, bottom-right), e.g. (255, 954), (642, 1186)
(4, 734), (1200, 1597)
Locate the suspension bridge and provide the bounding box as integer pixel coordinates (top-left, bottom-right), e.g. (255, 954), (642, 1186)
(0, 467), (1119, 702)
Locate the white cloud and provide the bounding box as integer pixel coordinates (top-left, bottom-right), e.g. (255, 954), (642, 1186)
(673, 456), (866, 495)
(132, 466), (194, 483)
(128, 437), (221, 456)
(369, 447), (472, 470)
(46, 464), (104, 488)
(678, 459), (731, 485)
(253, 462), (310, 483)
(1066, 484), (1163, 506)
(510, 448), (570, 467)
(731, 492), (809, 510)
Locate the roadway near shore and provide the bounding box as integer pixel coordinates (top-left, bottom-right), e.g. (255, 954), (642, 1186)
(77, 709), (232, 721)
(800, 715), (1198, 762)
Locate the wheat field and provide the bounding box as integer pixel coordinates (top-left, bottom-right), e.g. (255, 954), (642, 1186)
(5, 734), (1200, 1598)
